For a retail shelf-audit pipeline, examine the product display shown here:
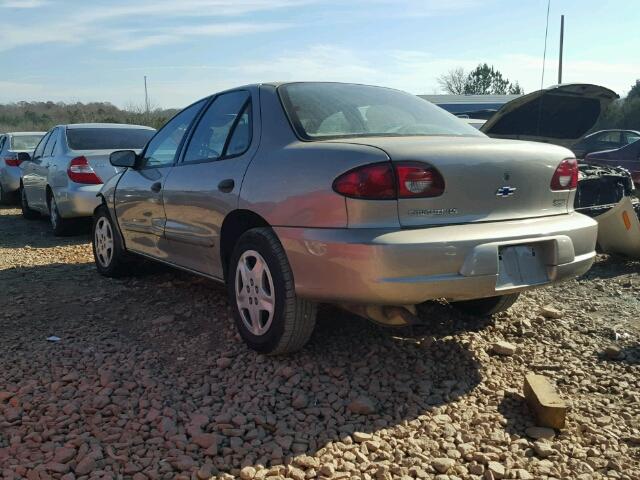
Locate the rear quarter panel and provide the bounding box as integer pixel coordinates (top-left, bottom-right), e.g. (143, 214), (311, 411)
(239, 85), (391, 228)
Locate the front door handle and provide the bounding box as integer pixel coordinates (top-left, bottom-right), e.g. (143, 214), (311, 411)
(218, 179), (235, 193)
(150, 182), (162, 193)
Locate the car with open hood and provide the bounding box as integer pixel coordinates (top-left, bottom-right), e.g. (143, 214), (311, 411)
(92, 82), (597, 354)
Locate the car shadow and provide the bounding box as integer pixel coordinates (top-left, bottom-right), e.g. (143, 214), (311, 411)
(581, 254), (640, 281)
(0, 206), (91, 248)
(0, 260), (487, 475)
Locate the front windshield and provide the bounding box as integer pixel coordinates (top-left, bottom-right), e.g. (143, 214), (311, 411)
(279, 82), (484, 140)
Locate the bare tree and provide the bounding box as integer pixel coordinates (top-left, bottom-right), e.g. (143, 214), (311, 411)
(437, 67), (467, 94)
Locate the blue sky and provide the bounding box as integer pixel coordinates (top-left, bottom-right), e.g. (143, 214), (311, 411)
(0, 0), (638, 108)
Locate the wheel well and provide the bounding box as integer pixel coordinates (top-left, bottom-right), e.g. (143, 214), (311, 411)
(220, 210), (270, 280)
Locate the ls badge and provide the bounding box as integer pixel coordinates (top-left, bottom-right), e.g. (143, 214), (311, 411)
(496, 186), (517, 197)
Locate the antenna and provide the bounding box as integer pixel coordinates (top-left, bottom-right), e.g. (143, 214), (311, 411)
(558, 15), (565, 84)
(144, 76), (149, 114)
(540, 0), (551, 89)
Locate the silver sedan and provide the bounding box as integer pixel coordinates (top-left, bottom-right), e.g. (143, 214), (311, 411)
(92, 82), (597, 354)
(19, 123), (155, 235)
(0, 131), (45, 203)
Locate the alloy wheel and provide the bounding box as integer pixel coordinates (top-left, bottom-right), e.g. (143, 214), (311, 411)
(94, 217), (114, 267)
(235, 250), (275, 336)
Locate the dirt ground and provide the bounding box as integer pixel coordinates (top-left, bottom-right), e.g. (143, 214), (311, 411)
(0, 205), (638, 480)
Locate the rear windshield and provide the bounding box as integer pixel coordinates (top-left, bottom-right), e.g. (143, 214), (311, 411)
(279, 83), (484, 140)
(66, 128), (155, 150)
(10, 134), (44, 151)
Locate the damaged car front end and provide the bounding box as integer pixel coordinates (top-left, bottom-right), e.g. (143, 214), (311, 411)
(480, 83), (640, 258)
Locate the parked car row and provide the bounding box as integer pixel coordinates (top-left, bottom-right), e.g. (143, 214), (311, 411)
(0, 131), (45, 203)
(2, 81), (636, 355)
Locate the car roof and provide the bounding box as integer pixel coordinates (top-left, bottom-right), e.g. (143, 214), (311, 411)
(60, 123), (155, 130)
(586, 129), (640, 136)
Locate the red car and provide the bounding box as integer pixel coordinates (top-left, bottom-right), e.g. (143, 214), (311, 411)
(585, 136), (640, 188)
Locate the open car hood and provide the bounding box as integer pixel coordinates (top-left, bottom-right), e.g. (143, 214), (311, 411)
(480, 84), (619, 148)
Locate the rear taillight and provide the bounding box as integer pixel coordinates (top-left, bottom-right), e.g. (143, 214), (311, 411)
(395, 162), (445, 198)
(67, 156), (102, 184)
(333, 162), (445, 199)
(550, 158), (578, 191)
(4, 155), (20, 167)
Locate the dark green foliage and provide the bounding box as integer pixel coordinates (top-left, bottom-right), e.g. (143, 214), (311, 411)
(593, 80), (640, 131)
(0, 101), (178, 132)
(463, 63), (524, 95)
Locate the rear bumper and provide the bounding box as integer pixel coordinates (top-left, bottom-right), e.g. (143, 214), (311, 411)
(275, 212), (598, 305)
(54, 184), (102, 218)
(0, 166), (21, 193)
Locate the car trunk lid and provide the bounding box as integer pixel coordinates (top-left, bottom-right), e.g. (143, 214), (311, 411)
(326, 136), (574, 227)
(480, 83), (619, 148)
(70, 149), (142, 184)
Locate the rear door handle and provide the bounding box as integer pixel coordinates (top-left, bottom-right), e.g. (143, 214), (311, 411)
(218, 179), (235, 193)
(150, 182), (162, 193)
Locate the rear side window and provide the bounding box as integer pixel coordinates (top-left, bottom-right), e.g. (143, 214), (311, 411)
(44, 129), (58, 156)
(66, 128), (155, 150)
(33, 131), (52, 159)
(183, 91), (251, 163)
(10, 134), (44, 151)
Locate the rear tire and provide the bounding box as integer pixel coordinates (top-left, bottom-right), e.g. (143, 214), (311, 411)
(20, 186), (39, 220)
(92, 205), (131, 277)
(49, 194), (72, 236)
(228, 227), (317, 355)
(451, 293), (520, 317)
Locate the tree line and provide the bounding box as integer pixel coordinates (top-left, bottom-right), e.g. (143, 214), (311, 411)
(0, 101), (178, 133)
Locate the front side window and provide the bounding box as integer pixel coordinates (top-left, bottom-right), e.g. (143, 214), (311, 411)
(183, 91), (251, 163)
(279, 82), (483, 140)
(67, 128), (155, 151)
(10, 134), (44, 151)
(142, 100), (207, 168)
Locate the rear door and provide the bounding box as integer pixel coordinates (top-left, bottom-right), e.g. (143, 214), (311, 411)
(115, 100), (206, 258)
(161, 89), (256, 277)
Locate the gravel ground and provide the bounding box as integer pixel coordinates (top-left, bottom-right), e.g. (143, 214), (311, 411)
(0, 205), (639, 480)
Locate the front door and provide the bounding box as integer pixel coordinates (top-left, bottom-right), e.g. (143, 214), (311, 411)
(115, 99), (207, 258)
(22, 129), (53, 211)
(162, 89), (258, 278)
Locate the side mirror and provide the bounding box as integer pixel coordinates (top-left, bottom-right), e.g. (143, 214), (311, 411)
(110, 150), (138, 168)
(17, 152), (31, 163)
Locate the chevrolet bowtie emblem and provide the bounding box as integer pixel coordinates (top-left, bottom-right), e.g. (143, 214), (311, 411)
(496, 186), (517, 197)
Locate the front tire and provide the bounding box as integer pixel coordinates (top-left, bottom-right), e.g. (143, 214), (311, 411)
(451, 293), (520, 317)
(92, 206), (131, 277)
(228, 227), (317, 355)
(20, 186), (39, 219)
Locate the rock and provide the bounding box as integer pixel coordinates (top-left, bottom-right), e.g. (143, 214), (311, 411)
(539, 306), (563, 319)
(291, 393), (308, 409)
(604, 345), (621, 359)
(294, 455), (319, 468)
(492, 341), (518, 356)
(192, 433), (218, 449)
(433, 458), (455, 473)
(525, 426), (556, 440)
(523, 373), (567, 429)
(240, 466), (256, 479)
(347, 396), (377, 415)
(353, 431), (373, 443)
(216, 357), (232, 369)
(75, 457), (96, 475)
(533, 441), (555, 458)
(54, 447), (75, 464)
(486, 461), (505, 479)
